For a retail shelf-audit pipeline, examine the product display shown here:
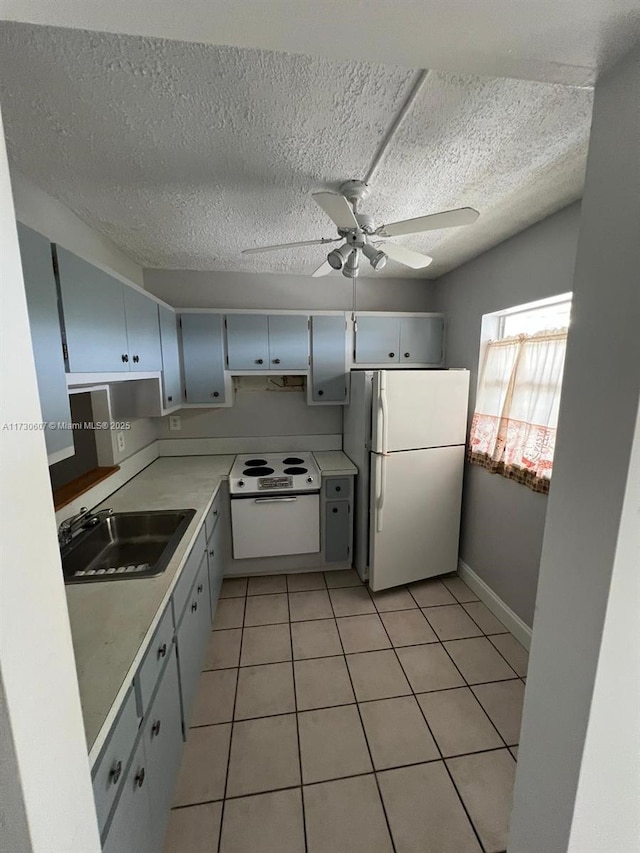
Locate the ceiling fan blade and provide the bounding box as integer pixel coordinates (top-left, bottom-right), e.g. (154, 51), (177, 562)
(380, 242), (433, 269)
(378, 207), (479, 238)
(242, 237), (338, 255)
(312, 192), (358, 229)
(311, 260), (334, 277)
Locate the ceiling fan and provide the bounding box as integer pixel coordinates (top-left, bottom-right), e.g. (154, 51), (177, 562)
(242, 179), (479, 278)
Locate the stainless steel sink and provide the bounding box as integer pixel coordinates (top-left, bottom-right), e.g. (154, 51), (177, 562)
(62, 509), (196, 583)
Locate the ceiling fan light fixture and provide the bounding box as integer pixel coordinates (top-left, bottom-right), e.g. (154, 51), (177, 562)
(342, 249), (360, 278)
(327, 243), (352, 270)
(362, 242), (388, 271)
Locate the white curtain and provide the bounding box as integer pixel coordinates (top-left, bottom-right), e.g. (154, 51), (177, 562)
(468, 330), (568, 493)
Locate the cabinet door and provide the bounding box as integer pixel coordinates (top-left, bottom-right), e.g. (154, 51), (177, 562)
(354, 316), (400, 364)
(101, 739), (152, 853)
(158, 305), (182, 407)
(310, 315), (348, 402)
(144, 649), (184, 853)
(207, 518), (226, 618)
(175, 554), (211, 730)
(180, 313), (226, 404)
(17, 225), (74, 463)
(124, 287), (162, 371)
(400, 316), (444, 365)
(226, 314), (269, 369)
(55, 246), (129, 373)
(325, 501), (351, 563)
(268, 314), (309, 369)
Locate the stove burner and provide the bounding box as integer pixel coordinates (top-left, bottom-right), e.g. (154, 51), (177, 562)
(283, 466), (308, 475)
(243, 466), (275, 476)
(244, 458), (268, 467)
(283, 456), (304, 465)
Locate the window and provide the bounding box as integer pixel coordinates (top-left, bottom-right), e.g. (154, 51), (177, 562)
(468, 295), (571, 493)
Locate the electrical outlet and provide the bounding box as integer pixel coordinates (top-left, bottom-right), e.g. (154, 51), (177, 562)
(116, 431), (126, 453)
(169, 415), (181, 431)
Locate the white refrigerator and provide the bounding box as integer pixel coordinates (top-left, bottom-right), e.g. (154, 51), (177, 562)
(343, 369), (470, 592)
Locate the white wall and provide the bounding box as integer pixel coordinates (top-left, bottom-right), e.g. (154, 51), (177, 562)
(435, 202), (581, 626)
(0, 109), (101, 853)
(144, 268), (438, 312)
(509, 44), (640, 852)
(10, 168), (144, 287)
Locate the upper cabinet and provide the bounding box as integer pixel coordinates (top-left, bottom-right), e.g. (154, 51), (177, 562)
(180, 313), (227, 404)
(17, 224), (75, 464)
(123, 287), (162, 371)
(310, 315), (349, 404)
(354, 313), (444, 366)
(158, 306), (182, 408)
(226, 313), (309, 371)
(55, 246), (162, 373)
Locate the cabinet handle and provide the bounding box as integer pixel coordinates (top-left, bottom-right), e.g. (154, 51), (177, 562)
(404, 352), (410, 358)
(388, 352), (395, 358)
(151, 720), (161, 738)
(256, 359), (264, 365)
(121, 354), (129, 363)
(135, 768), (146, 788)
(191, 601), (198, 612)
(167, 395), (173, 402)
(157, 642), (167, 659)
(317, 389), (324, 396)
(132, 354), (140, 364)
(332, 507), (339, 514)
(109, 760), (122, 785)
(209, 549), (215, 557)
(197, 583), (203, 594)
(214, 509), (218, 516)
(212, 391), (220, 398)
(273, 358), (281, 364)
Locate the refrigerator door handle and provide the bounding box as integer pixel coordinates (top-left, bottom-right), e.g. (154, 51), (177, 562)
(376, 453), (387, 532)
(380, 372), (388, 455)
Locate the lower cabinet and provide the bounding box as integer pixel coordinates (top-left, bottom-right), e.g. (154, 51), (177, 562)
(207, 516), (226, 617)
(102, 738), (152, 853)
(174, 553), (212, 733)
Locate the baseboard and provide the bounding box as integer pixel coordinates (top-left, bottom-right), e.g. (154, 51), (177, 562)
(457, 559), (532, 650)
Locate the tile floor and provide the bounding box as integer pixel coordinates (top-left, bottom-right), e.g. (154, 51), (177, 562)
(163, 571), (528, 853)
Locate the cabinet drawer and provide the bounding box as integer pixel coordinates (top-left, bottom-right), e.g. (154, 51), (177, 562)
(324, 478), (351, 499)
(92, 687), (141, 836)
(172, 526), (206, 624)
(204, 490), (222, 541)
(134, 604), (174, 717)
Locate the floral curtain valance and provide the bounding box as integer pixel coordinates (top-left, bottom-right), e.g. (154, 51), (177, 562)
(467, 329), (568, 494)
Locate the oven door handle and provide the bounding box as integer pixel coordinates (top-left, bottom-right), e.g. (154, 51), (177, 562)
(253, 496), (298, 503)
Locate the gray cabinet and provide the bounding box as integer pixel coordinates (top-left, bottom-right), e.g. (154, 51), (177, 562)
(226, 313), (309, 371)
(325, 501), (351, 563)
(267, 314), (309, 369)
(310, 315), (348, 403)
(123, 286), (162, 371)
(399, 316), (444, 364)
(175, 553), (211, 731)
(354, 315), (401, 364)
(17, 224), (74, 463)
(226, 314), (269, 369)
(180, 313), (226, 404)
(158, 305), (182, 408)
(354, 314), (444, 366)
(55, 246), (129, 373)
(144, 650), (184, 853)
(101, 738), (152, 853)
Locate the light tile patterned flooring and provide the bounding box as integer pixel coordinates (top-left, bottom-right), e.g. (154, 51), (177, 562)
(163, 571), (528, 853)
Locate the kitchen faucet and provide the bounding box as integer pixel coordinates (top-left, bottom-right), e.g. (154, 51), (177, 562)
(58, 506), (113, 547)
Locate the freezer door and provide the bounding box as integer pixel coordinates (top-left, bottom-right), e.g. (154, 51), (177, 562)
(372, 370), (469, 452)
(369, 446), (464, 591)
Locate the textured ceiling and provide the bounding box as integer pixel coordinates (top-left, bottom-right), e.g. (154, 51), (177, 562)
(0, 24), (594, 278)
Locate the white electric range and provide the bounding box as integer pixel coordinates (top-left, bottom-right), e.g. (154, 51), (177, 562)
(228, 453), (321, 560)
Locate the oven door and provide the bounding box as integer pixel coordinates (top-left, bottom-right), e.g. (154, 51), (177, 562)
(231, 493), (320, 559)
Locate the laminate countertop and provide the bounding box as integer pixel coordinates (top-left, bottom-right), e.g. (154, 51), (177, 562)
(312, 450), (358, 477)
(65, 455), (235, 763)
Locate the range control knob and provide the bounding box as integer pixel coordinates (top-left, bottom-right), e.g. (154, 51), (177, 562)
(238, 480), (245, 488)
(306, 476), (313, 483)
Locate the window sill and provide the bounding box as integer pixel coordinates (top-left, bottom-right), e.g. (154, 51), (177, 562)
(53, 466), (120, 511)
